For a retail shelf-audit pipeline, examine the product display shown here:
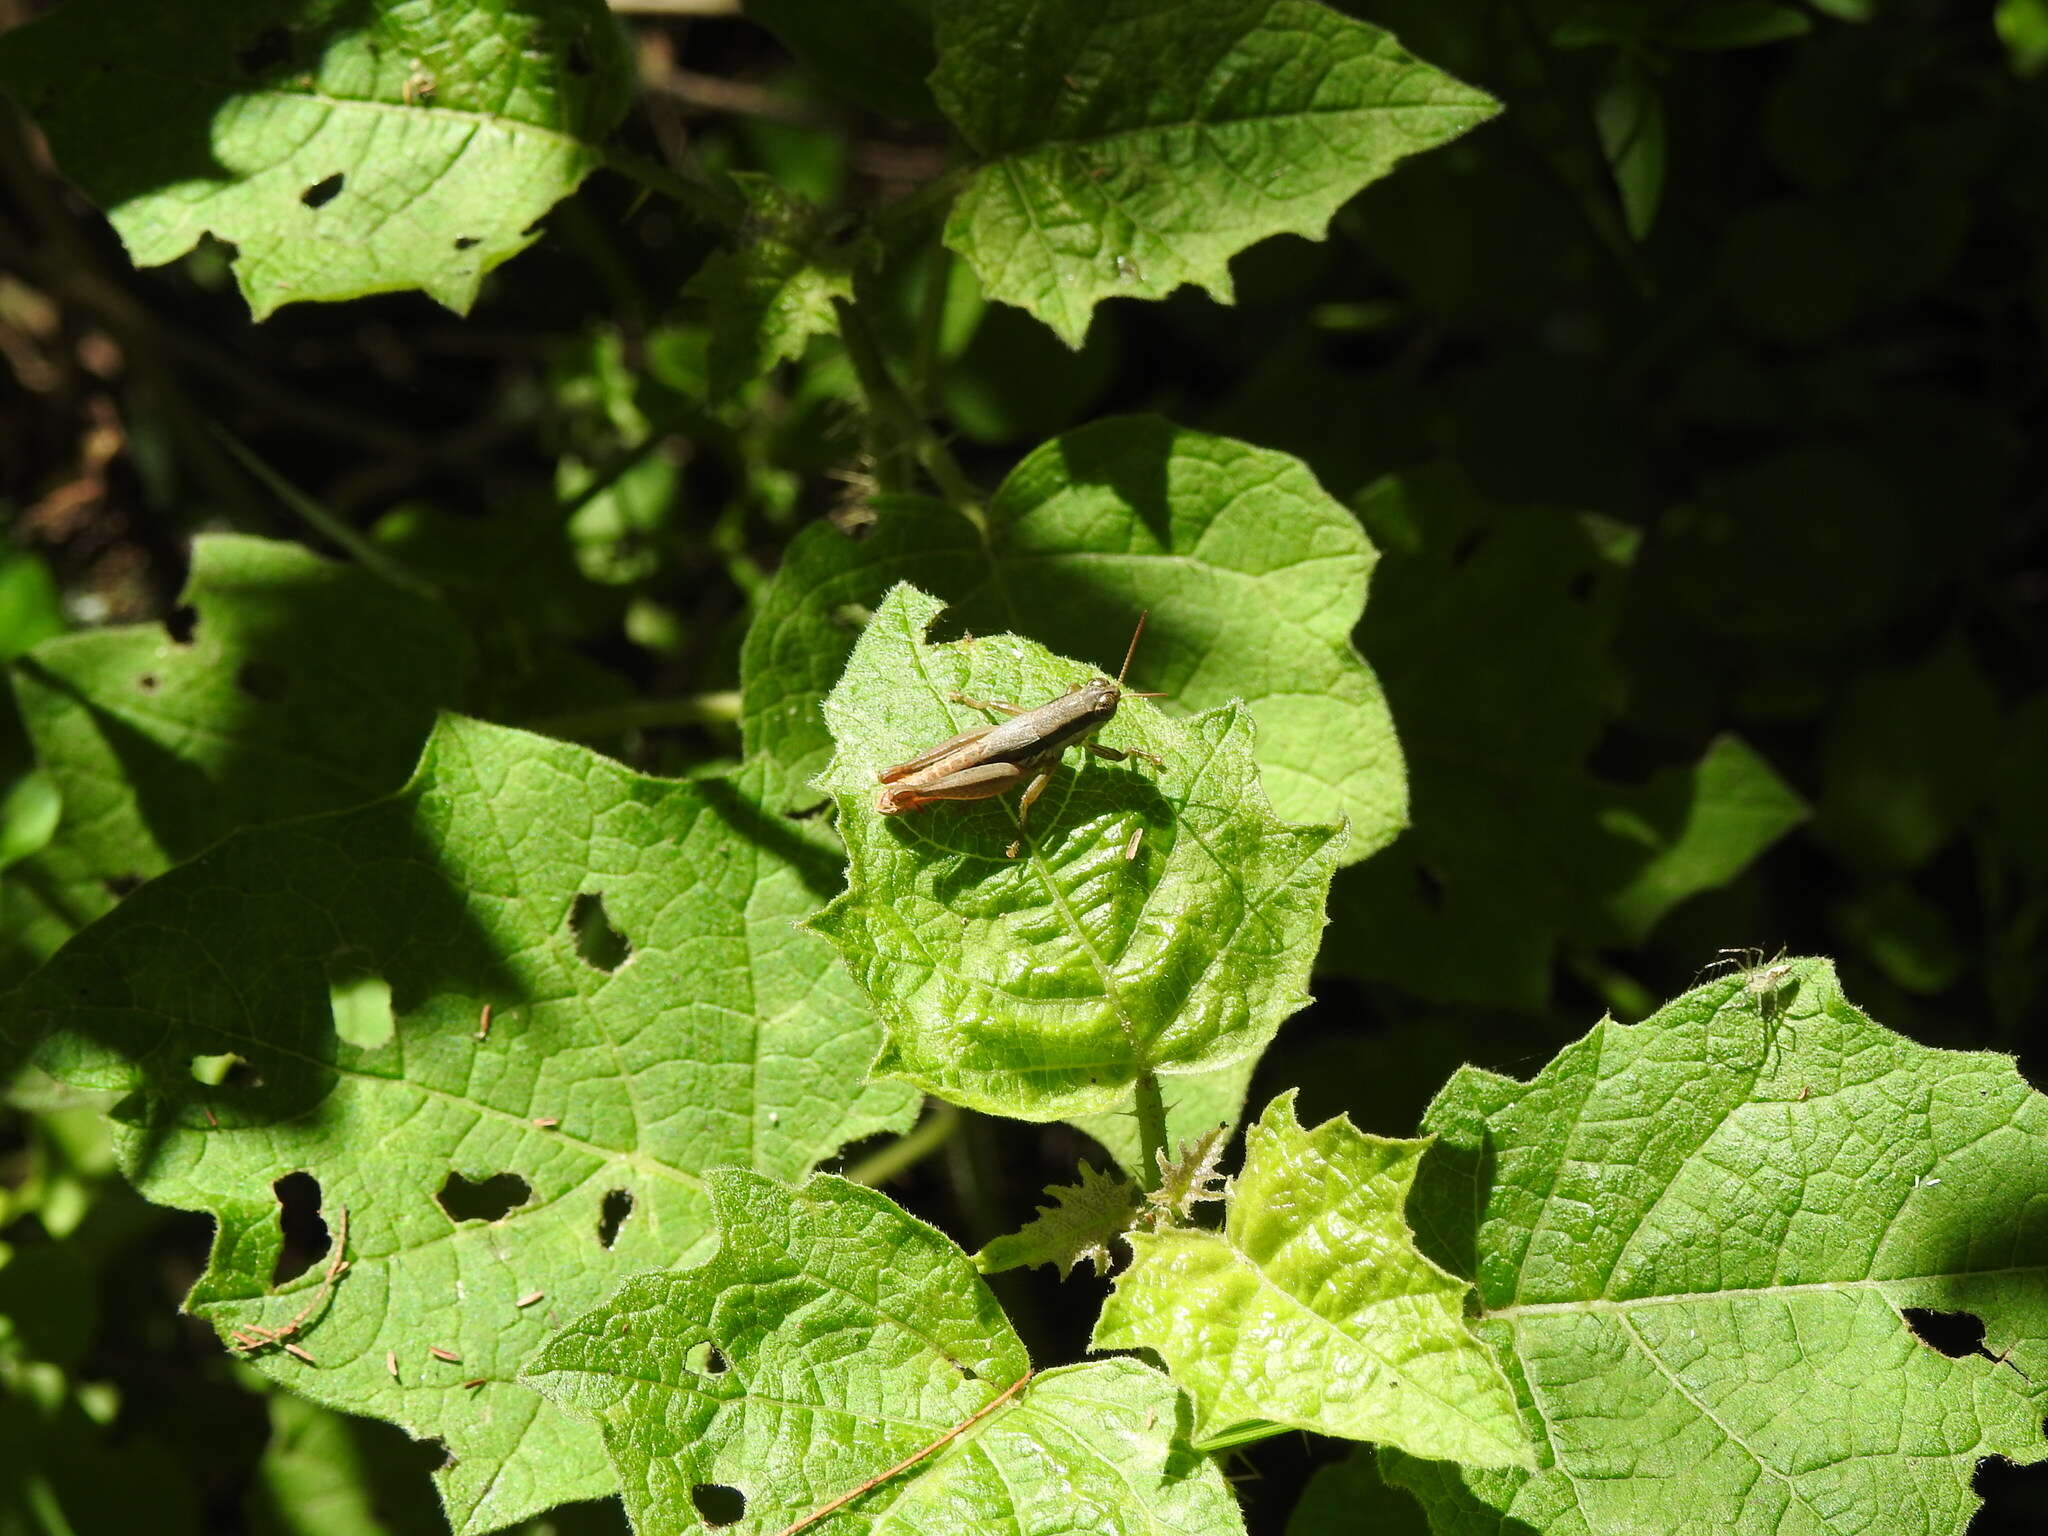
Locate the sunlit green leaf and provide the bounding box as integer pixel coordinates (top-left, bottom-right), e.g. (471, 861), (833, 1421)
(1095, 1093), (1529, 1465)
(930, 0), (1497, 345)
(1382, 958), (2048, 1536)
(810, 584), (1343, 1121)
(0, 0), (631, 317)
(8, 719), (916, 1533)
(528, 1169), (1246, 1536)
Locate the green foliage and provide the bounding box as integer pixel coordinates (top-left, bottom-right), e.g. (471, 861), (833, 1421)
(1369, 957), (2048, 1536)
(10, 718), (915, 1532)
(1096, 1093), (1528, 1465)
(3, 0), (2045, 1532)
(1, 535), (473, 986)
(0, 0), (631, 317)
(743, 416), (1405, 861)
(810, 584), (1344, 1120)
(930, 0), (1499, 344)
(529, 1170), (1245, 1535)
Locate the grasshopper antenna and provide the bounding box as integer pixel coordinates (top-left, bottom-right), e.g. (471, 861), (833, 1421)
(1116, 610), (1169, 697)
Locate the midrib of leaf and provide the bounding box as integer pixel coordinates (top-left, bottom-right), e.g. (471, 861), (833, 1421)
(1209, 1235), (1535, 1444)
(1614, 1307), (1834, 1529)
(884, 597), (1152, 1057)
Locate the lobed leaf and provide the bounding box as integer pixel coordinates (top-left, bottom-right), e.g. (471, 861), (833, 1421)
(528, 1169), (1245, 1536)
(6, 718), (916, 1533)
(1094, 1093), (1530, 1466)
(743, 415), (1404, 864)
(0, 0), (631, 317)
(929, 0), (1499, 346)
(809, 585), (1343, 1121)
(1377, 957), (2048, 1536)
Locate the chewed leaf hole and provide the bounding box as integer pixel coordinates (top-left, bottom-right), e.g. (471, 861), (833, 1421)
(301, 172), (344, 209)
(1902, 1307), (1988, 1360)
(597, 1188), (633, 1249)
(326, 958), (394, 1050)
(191, 1051), (260, 1088)
(436, 1171), (532, 1224)
(164, 604), (198, 644)
(453, 235), (480, 250)
(271, 1171), (327, 1286)
(570, 892), (631, 972)
(684, 1340), (728, 1376)
(690, 1484), (744, 1528)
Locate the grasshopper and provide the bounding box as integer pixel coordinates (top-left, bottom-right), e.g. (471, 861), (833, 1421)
(875, 615), (1165, 858)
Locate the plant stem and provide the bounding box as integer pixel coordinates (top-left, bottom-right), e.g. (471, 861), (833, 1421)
(601, 147), (747, 227)
(844, 1101), (959, 1187)
(832, 295), (981, 510)
(210, 427), (440, 600)
(1133, 1071), (1170, 1181)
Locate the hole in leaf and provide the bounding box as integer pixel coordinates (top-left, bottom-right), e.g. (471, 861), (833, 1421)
(1902, 1307), (1987, 1359)
(301, 173), (344, 209)
(164, 604), (198, 644)
(690, 1485), (744, 1528)
(436, 1171), (532, 1223)
(237, 661), (287, 700)
(684, 1340), (728, 1376)
(137, 673), (160, 693)
(453, 235), (480, 250)
(191, 1051), (260, 1088)
(570, 892), (631, 972)
(597, 1188), (633, 1249)
(237, 26), (292, 74)
(326, 956), (393, 1049)
(271, 1171), (327, 1286)
(104, 873), (142, 899)
(424, 1437), (457, 1472)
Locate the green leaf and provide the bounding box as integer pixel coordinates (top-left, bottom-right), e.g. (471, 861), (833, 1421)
(742, 415), (1406, 864)
(810, 585), (1344, 1121)
(529, 1169), (1244, 1536)
(1597, 734), (1810, 944)
(1385, 957), (2048, 1536)
(1997, 0), (2048, 74)
(1594, 60), (1663, 241)
(1094, 1093), (1530, 1466)
(0, 0), (631, 318)
(1331, 465), (1804, 1008)
(975, 1161), (1137, 1278)
(9, 719), (917, 1533)
(2, 535), (473, 987)
(0, 551), (63, 663)
(685, 176), (856, 400)
(929, 0), (1499, 345)
(0, 771), (59, 875)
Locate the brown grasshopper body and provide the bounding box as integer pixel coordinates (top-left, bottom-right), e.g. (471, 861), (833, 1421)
(876, 617), (1164, 858)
